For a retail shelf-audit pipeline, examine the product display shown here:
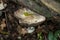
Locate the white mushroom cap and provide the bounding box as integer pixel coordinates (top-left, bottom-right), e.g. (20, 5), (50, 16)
(0, 0), (7, 10)
(27, 27), (35, 33)
(14, 8), (46, 26)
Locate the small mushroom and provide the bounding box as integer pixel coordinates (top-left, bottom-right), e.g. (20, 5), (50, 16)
(14, 8), (46, 26)
(27, 27), (35, 33)
(0, 0), (7, 10)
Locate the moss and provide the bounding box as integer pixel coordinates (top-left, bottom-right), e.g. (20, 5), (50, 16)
(24, 12), (33, 16)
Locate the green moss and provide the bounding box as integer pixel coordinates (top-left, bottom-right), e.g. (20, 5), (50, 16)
(24, 12), (33, 16)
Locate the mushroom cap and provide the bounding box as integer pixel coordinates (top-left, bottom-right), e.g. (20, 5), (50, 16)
(27, 27), (35, 33)
(14, 8), (46, 26)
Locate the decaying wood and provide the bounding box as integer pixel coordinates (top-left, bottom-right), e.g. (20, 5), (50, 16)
(10, 0), (54, 18)
(34, 0), (60, 22)
(11, 0), (60, 18)
(40, 0), (60, 14)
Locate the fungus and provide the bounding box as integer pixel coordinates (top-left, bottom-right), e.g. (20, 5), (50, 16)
(14, 8), (46, 26)
(27, 27), (35, 33)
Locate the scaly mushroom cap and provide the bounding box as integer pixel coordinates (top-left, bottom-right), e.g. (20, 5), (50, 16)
(14, 8), (46, 26)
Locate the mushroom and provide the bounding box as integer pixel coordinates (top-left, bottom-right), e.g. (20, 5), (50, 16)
(27, 26), (35, 33)
(0, 0), (7, 10)
(14, 8), (46, 26)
